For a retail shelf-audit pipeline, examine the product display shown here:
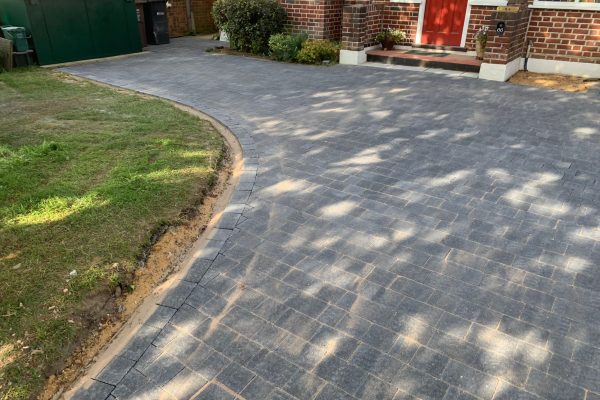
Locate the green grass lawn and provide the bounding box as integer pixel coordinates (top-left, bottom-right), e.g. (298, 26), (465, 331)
(0, 69), (225, 399)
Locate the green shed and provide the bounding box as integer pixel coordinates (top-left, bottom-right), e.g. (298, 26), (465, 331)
(0, 0), (142, 65)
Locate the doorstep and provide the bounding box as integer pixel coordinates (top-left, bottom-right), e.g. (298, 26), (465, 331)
(366, 48), (482, 73)
(411, 43), (468, 52)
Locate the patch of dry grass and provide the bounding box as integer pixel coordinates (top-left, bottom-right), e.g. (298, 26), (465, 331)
(510, 71), (599, 93)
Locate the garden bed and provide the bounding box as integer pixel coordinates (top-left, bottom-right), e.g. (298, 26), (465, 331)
(0, 69), (228, 399)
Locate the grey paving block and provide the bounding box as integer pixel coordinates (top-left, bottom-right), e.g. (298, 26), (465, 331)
(121, 325), (161, 361)
(442, 386), (479, 400)
(111, 369), (148, 399)
(362, 324), (398, 352)
(409, 347), (449, 378)
(142, 353), (185, 387)
(283, 371), (326, 400)
(356, 376), (398, 399)
(268, 389), (298, 400)
(185, 258), (213, 283)
(251, 323), (289, 349)
(246, 350), (300, 387)
(216, 362), (256, 393)
(275, 334), (327, 370)
(315, 384), (357, 400)
(96, 356), (135, 385)
(441, 360), (497, 400)
(216, 212), (242, 230)
(317, 305), (347, 327)
(311, 325), (359, 361)
(70, 380), (114, 400)
(492, 381), (540, 400)
(145, 305), (177, 330)
(163, 368), (208, 399)
(275, 308), (321, 340)
(152, 323), (180, 348)
(190, 349), (230, 380)
(192, 383), (236, 400)
(240, 377), (275, 398)
(315, 356), (369, 396)
(221, 334), (263, 364)
(158, 280), (196, 309)
(525, 369), (585, 400)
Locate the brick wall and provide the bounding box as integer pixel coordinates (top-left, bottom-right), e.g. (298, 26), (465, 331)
(465, 6), (496, 51)
(382, 3), (420, 45)
(280, 0), (325, 38)
(192, 0), (217, 33)
(168, 0), (190, 37)
(527, 8), (600, 64)
(364, 3), (384, 46)
(167, 0), (217, 37)
(278, 0), (344, 40)
(324, 0), (345, 40)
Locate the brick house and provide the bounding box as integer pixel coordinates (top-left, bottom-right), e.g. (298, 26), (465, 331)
(171, 0), (598, 80)
(275, 0), (600, 80)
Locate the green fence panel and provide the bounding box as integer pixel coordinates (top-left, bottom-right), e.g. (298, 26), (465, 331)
(0, 0), (141, 65)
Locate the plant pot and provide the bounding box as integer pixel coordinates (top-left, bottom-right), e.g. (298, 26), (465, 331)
(476, 41), (485, 60)
(382, 37), (395, 51)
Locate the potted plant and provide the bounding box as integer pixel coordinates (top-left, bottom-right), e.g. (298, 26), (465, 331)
(474, 26), (489, 60)
(376, 28), (406, 51)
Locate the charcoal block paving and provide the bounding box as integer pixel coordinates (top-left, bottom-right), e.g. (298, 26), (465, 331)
(64, 37), (600, 400)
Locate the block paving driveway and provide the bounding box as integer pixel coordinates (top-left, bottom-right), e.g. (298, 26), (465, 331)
(64, 38), (600, 400)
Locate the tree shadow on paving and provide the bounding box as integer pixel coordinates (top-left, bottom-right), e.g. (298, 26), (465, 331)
(65, 38), (600, 400)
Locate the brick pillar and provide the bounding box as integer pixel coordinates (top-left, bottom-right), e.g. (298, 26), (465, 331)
(479, 2), (530, 81)
(342, 4), (368, 51)
(483, 7), (530, 65)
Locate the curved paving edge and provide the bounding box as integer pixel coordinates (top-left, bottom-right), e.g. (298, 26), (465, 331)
(57, 39), (600, 400)
(64, 89), (258, 400)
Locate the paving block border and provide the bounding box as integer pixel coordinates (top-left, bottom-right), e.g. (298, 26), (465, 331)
(63, 80), (260, 400)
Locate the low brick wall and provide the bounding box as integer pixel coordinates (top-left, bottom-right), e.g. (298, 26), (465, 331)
(527, 8), (600, 64)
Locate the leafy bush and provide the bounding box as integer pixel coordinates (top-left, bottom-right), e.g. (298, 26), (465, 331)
(212, 0), (286, 54)
(296, 40), (340, 64)
(376, 28), (407, 45)
(268, 33), (308, 62)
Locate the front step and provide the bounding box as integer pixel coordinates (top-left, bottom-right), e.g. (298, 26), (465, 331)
(412, 43), (468, 52)
(366, 49), (482, 73)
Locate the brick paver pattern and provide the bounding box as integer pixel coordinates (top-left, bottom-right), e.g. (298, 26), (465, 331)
(63, 38), (600, 400)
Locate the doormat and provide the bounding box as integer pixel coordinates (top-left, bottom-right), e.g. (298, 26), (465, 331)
(405, 50), (451, 57)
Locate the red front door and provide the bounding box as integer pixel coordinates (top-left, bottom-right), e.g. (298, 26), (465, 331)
(421, 0), (468, 46)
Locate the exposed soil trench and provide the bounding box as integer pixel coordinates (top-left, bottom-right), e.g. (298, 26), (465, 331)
(38, 97), (243, 400)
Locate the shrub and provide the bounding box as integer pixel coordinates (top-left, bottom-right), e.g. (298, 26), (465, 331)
(268, 33), (308, 62)
(375, 28), (407, 45)
(212, 0), (286, 54)
(296, 40), (340, 64)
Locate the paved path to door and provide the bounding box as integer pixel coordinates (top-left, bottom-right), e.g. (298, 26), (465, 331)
(64, 38), (600, 400)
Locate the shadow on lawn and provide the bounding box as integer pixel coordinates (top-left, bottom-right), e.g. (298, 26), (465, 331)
(66, 42), (600, 400)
